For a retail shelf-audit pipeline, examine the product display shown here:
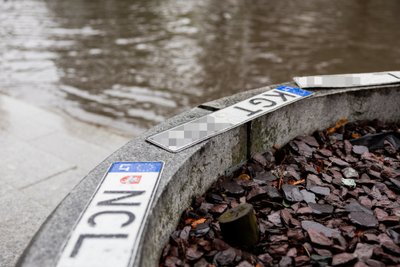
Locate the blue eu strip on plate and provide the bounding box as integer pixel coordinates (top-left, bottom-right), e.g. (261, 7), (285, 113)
(109, 162), (163, 173)
(276, 85), (313, 97)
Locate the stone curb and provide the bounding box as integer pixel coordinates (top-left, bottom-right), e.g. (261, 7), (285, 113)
(17, 82), (400, 267)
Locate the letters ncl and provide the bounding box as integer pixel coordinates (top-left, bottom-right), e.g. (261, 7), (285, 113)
(69, 190), (145, 258)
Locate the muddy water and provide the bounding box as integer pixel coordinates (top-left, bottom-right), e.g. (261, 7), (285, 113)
(1, 0), (399, 134)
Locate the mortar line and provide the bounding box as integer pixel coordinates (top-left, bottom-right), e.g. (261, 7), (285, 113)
(19, 165), (78, 190)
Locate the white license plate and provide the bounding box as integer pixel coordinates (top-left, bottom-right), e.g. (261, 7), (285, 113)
(294, 71), (400, 89)
(56, 162), (164, 267)
(147, 86), (312, 152)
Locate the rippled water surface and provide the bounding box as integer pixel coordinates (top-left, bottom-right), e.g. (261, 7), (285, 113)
(1, 0), (400, 134)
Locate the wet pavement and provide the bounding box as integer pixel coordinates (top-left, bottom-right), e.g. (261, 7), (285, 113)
(160, 120), (400, 266)
(1, 0), (400, 134)
(0, 94), (129, 266)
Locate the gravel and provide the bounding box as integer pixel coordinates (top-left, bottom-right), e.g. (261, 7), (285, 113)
(160, 120), (400, 267)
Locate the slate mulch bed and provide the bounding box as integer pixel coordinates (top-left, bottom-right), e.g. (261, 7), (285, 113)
(159, 120), (400, 267)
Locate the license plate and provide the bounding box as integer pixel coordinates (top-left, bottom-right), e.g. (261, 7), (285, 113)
(56, 162), (164, 267)
(294, 72), (400, 88)
(147, 86), (312, 152)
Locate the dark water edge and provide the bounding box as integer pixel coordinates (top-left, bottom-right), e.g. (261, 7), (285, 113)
(1, 0), (400, 134)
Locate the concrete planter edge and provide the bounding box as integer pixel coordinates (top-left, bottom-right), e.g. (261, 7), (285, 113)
(17, 82), (400, 267)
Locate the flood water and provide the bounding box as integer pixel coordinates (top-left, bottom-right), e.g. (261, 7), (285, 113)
(1, 0), (400, 134)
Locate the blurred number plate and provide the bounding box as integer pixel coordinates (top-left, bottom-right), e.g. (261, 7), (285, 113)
(294, 71), (400, 89)
(147, 86), (312, 152)
(56, 162), (164, 267)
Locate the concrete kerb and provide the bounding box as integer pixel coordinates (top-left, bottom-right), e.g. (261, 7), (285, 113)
(18, 82), (400, 267)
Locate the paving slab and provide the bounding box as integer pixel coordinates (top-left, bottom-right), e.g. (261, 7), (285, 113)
(0, 96), (57, 141)
(0, 134), (74, 189)
(0, 189), (48, 267)
(0, 179), (16, 197)
(59, 118), (129, 151)
(29, 132), (111, 172)
(21, 168), (88, 211)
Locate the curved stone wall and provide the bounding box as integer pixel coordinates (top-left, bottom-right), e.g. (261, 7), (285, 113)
(18, 82), (400, 267)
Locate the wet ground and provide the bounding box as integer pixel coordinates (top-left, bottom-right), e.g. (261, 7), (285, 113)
(1, 0), (400, 134)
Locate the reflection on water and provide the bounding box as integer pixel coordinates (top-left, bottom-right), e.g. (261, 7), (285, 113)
(1, 0), (400, 134)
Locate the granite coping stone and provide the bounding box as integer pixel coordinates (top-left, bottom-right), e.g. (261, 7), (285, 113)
(18, 82), (400, 267)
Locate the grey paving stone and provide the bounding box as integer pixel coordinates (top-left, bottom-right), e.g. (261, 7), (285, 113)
(0, 115), (56, 141)
(21, 168), (88, 211)
(0, 135), (74, 189)
(0, 179), (15, 197)
(59, 118), (130, 151)
(0, 188), (48, 224)
(0, 94), (130, 147)
(0, 189), (48, 267)
(0, 95), (60, 141)
(29, 132), (112, 172)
